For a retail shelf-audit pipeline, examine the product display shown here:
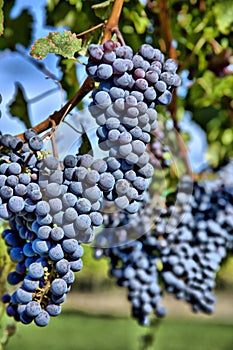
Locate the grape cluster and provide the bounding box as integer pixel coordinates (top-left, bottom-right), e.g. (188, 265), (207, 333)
(95, 202), (166, 326)
(86, 41), (180, 213)
(2, 217), (84, 326)
(154, 177), (230, 314)
(0, 130), (116, 326)
(94, 175), (233, 325)
(102, 240), (165, 326)
(87, 41), (180, 106)
(39, 154), (115, 244)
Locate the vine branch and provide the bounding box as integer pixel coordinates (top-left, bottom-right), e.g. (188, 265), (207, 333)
(16, 76), (94, 141)
(101, 0), (124, 43)
(157, 0), (193, 178)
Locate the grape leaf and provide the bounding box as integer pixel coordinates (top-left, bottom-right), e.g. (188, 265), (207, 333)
(9, 83), (31, 129)
(0, 0), (3, 35)
(92, 0), (113, 20)
(91, 0), (112, 9)
(30, 30), (82, 60)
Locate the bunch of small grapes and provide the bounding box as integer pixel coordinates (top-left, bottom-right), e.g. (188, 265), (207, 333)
(95, 201), (166, 326)
(2, 216), (84, 326)
(153, 176), (233, 314)
(0, 130), (117, 326)
(86, 40), (181, 214)
(0, 129), (44, 220)
(87, 40), (180, 106)
(95, 174), (233, 324)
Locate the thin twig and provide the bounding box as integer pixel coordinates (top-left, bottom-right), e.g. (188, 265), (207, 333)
(157, 0), (177, 59)
(49, 119), (58, 159)
(114, 28), (125, 46)
(76, 23), (104, 37)
(16, 76), (95, 141)
(62, 120), (83, 134)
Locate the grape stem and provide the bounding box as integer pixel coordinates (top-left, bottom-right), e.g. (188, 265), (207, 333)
(49, 119), (59, 159)
(101, 0), (125, 43)
(15, 0), (125, 142)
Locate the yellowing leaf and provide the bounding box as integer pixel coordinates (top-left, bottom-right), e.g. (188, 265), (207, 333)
(30, 30), (82, 60)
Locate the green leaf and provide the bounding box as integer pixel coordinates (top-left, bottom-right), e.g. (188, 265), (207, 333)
(93, 0), (113, 20)
(91, 0), (112, 9)
(8, 83), (31, 129)
(123, 7), (149, 35)
(0, 0), (32, 50)
(0, 0), (3, 35)
(30, 30), (82, 60)
(66, 0), (82, 11)
(213, 1), (233, 35)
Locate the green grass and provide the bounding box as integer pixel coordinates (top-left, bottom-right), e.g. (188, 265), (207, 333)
(5, 311), (233, 350)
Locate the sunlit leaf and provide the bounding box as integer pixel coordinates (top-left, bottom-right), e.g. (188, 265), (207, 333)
(91, 0), (112, 9)
(213, 1), (233, 35)
(8, 83), (31, 129)
(67, 0), (82, 11)
(30, 30), (82, 60)
(93, 1), (113, 20)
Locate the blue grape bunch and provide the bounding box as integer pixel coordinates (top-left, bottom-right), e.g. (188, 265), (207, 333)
(86, 40), (181, 214)
(0, 129), (117, 327)
(94, 175), (233, 325)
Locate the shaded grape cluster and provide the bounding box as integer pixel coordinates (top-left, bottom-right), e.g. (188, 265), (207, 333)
(94, 175), (233, 325)
(94, 201), (166, 326)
